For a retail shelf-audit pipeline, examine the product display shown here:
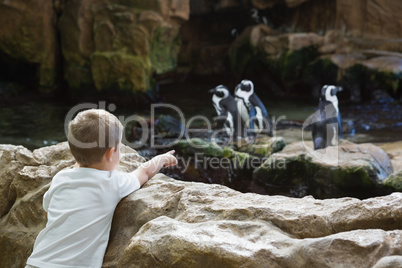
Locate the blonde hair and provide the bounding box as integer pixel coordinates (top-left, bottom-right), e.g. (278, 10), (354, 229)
(68, 109), (123, 166)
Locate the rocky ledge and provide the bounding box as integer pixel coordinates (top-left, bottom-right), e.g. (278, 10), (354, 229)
(0, 142), (402, 268)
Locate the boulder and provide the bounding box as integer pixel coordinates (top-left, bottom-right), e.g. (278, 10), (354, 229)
(373, 256), (402, 268)
(0, 0), (57, 88)
(59, 0), (189, 94)
(236, 135), (286, 157)
(254, 140), (394, 198)
(1, 142), (402, 267)
(172, 136), (284, 167)
(383, 171), (402, 192)
(379, 141), (402, 173)
(336, 0), (402, 41)
(172, 138), (259, 179)
(0, 142), (144, 268)
(107, 175), (402, 267)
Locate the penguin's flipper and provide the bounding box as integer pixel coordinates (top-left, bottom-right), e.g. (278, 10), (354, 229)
(249, 94), (268, 118)
(249, 105), (256, 130)
(249, 93), (274, 135)
(312, 122), (326, 150)
(313, 137), (325, 150)
(214, 109), (228, 130)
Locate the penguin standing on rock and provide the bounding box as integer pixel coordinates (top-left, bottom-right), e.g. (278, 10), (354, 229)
(312, 85), (343, 150)
(209, 85), (243, 139)
(234, 79), (273, 136)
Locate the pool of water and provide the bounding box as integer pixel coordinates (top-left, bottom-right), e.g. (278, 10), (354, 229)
(160, 82), (402, 145)
(0, 83), (401, 150)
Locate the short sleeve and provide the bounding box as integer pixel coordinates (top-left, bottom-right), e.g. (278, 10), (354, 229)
(43, 190), (50, 212)
(115, 172), (141, 199)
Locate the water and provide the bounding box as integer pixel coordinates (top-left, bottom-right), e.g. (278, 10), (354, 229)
(0, 100), (68, 150)
(0, 84), (401, 150)
(0, 84), (400, 198)
(160, 82), (402, 145)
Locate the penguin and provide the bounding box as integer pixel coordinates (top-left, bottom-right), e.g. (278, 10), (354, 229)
(312, 85), (343, 150)
(209, 85), (243, 139)
(250, 8), (269, 26)
(234, 79), (273, 136)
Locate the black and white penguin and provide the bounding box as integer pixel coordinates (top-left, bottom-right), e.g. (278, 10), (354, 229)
(234, 79), (273, 136)
(312, 85), (343, 150)
(209, 85), (243, 139)
(250, 8), (269, 26)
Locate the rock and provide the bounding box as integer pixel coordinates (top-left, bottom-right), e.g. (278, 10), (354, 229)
(59, 0), (189, 94)
(236, 135), (286, 157)
(336, 0), (402, 41)
(254, 140), (394, 198)
(155, 115), (185, 138)
(173, 136), (284, 160)
(172, 138), (261, 179)
(173, 138), (226, 158)
(1, 144), (402, 267)
(362, 56), (402, 96)
(0, 142), (144, 268)
(378, 141), (402, 173)
(106, 175), (402, 267)
(287, 33), (324, 52)
(373, 256), (402, 268)
(90, 52), (152, 94)
(0, 0), (57, 89)
(383, 171), (402, 192)
(370, 89), (395, 104)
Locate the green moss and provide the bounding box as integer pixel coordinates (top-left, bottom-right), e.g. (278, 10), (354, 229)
(90, 51), (151, 93)
(254, 156), (314, 186)
(38, 67), (57, 92)
(110, 0), (160, 10)
(340, 63), (401, 98)
(228, 39), (271, 74)
(279, 46), (319, 83)
(366, 69), (401, 96)
(304, 57), (338, 85)
(228, 39), (254, 73)
(223, 147), (234, 158)
(383, 172), (402, 191)
(173, 138), (224, 157)
(150, 25), (181, 74)
(329, 165), (374, 189)
(340, 63), (366, 86)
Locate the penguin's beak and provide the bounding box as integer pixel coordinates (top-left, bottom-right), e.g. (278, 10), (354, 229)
(331, 86), (343, 96)
(209, 88), (216, 94)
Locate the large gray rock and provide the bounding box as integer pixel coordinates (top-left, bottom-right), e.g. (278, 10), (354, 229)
(1, 142), (401, 268)
(106, 175), (402, 267)
(379, 141), (402, 173)
(254, 140), (394, 198)
(0, 142), (144, 268)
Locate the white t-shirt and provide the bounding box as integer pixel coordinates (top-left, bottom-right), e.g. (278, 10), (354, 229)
(26, 167), (140, 268)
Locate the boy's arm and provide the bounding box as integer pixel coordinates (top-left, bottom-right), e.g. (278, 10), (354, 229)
(133, 150), (177, 186)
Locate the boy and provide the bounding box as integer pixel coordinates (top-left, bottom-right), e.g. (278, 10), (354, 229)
(26, 109), (177, 268)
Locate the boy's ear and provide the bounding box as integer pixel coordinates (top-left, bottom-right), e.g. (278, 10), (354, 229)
(105, 147), (115, 161)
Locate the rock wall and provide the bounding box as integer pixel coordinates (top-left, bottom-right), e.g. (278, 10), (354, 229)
(0, 0), (57, 89)
(1, 142), (402, 267)
(181, 0), (402, 101)
(336, 0), (402, 41)
(0, 0), (189, 95)
(0, 0), (401, 100)
(59, 0), (189, 94)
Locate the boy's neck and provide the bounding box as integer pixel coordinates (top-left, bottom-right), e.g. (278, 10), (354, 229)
(77, 161), (115, 171)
